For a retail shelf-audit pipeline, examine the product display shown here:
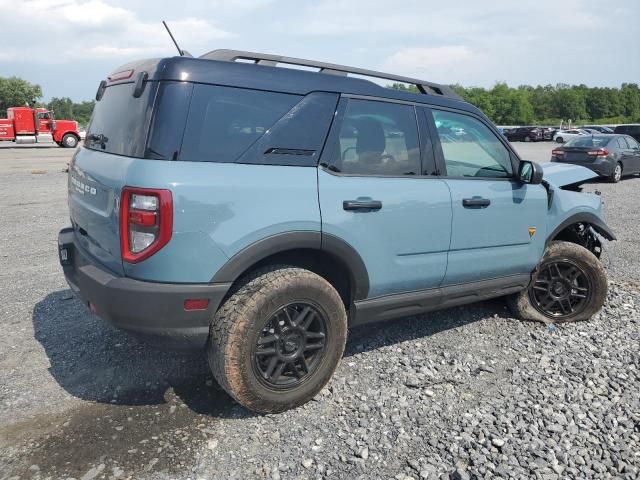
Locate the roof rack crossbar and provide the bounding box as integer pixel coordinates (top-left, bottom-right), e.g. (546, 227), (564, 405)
(199, 49), (460, 99)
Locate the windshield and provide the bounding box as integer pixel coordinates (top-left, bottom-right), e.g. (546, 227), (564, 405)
(85, 82), (157, 157)
(564, 136), (611, 147)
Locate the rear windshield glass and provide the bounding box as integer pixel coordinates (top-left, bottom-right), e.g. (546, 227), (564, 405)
(85, 82), (156, 157)
(564, 137), (611, 147)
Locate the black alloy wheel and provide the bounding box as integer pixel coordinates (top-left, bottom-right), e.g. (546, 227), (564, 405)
(529, 259), (592, 320)
(252, 302), (328, 389)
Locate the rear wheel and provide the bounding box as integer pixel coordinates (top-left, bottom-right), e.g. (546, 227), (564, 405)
(524, 135), (531, 142)
(61, 133), (78, 148)
(556, 137), (564, 143)
(609, 162), (622, 183)
(207, 266), (347, 413)
(507, 241), (607, 323)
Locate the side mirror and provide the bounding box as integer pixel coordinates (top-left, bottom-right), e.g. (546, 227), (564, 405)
(518, 160), (543, 185)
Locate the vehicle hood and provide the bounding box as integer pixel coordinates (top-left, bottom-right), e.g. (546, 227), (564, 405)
(55, 119), (79, 131)
(541, 162), (598, 188)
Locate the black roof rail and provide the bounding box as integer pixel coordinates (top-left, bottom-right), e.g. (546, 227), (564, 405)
(199, 49), (461, 100)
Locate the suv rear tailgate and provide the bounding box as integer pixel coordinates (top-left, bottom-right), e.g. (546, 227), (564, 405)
(68, 147), (134, 275)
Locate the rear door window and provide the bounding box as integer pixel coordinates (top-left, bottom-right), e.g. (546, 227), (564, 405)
(85, 82), (157, 158)
(328, 98), (420, 176)
(180, 85), (301, 163)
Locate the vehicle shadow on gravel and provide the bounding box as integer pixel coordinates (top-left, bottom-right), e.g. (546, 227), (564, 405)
(32, 289), (254, 419)
(33, 289), (512, 417)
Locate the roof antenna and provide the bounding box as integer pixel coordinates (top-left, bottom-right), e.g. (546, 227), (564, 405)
(162, 21), (191, 57)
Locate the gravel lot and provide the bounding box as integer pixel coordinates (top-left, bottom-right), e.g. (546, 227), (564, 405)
(0, 142), (638, 480)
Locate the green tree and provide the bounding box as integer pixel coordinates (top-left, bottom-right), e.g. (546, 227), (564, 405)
(620, 83), (640, 121)
(73, 100), (95, 126)
(45, 97), (95, 126)
(0, 76), (43, 114)
(554, 86), (587, 122)
(47, 97), (74, 119)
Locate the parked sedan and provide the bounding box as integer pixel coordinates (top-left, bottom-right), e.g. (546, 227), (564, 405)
(553, 129), (589, 143)
(550, 134), (640, 182)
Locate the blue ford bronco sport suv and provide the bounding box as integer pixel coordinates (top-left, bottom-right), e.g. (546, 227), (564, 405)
(58, 50), (615, 413)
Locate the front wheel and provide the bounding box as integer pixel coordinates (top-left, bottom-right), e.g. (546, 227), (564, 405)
(524, 135), (531, 142)
(61, 133), (78, 148)
(555, 137), (564, 143)
(507, 241), (607, 323)
(207, 266), (347, 413)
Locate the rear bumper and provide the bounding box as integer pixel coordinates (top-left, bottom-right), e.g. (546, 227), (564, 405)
(58, 227), (231, 348)
(550, 158), (615, 177)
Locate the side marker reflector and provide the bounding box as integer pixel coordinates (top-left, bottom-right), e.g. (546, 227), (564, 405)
(184, 299), (210, 311)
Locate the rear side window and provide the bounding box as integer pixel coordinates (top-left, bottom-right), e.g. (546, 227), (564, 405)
(180, 85), (301, 163)
(431, 109), (512, 178)
(237, 92), (339, 166)
(146, 82), (193, 160)
(86, 82), (157, 158)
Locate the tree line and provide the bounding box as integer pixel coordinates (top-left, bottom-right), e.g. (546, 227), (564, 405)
(3, 75), (640, 128)
(394, 82), (640, 126)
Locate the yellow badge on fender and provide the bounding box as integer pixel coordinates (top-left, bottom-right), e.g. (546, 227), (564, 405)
(528, 227), (537, 238)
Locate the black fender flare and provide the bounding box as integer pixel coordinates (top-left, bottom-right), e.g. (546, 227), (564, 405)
(211, 231), (370, 300)
(547, 212), (616, 243)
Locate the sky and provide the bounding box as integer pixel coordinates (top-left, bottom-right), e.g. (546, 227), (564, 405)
(1, 0), (639, 102)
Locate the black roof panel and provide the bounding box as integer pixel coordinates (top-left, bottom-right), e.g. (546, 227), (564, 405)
(110, 55), (483, 118)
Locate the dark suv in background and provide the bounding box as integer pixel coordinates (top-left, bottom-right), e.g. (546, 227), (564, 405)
(614, 124), (640, 142)
(505, 127), (543, 142)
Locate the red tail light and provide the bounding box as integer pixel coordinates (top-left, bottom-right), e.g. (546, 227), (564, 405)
(587, 149), (609, 157)
(120, 187), (172, 263)
(551, 149), (565, 157)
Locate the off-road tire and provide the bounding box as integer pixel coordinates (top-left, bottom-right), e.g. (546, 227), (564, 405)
(207, 266), (347, 413)
(62, 133), (78, 148)
(609, 162), (622, 183)
(507, 241), (607, 323)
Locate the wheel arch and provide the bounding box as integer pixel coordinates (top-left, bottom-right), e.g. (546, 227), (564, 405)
(211, 231), (370, 305)
(547, 212), (616, 258)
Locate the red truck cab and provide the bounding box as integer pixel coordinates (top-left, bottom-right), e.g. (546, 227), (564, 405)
(0, 106), (81, 147)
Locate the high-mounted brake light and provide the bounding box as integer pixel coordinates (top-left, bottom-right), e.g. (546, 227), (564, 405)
(120, 187), (172, 263)
(587, 149), (609, 157)
(108, 69), (134, 82)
